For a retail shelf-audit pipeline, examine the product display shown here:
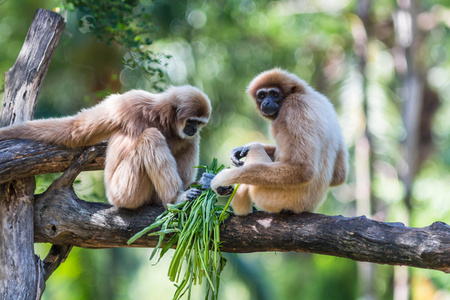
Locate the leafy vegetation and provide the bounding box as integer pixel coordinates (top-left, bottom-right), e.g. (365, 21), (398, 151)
(128, 160), (235, 300)
(58, 0), (169, 91)
(2, 0), (450, 299)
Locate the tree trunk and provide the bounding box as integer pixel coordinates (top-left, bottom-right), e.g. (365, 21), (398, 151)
(0, 9), (65, 300)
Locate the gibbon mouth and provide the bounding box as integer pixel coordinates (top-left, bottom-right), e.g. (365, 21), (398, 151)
(261, 109), (277, 117)
(261, 103), (279, 116)
(183, 127), (197, 137)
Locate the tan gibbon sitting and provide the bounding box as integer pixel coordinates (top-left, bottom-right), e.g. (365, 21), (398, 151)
(0, 86), (212, 209)
(210, 69), (348, 215)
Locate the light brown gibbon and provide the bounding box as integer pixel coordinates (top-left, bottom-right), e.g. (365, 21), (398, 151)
(209, 68), (348, 215)
(0, 86), (212, 209)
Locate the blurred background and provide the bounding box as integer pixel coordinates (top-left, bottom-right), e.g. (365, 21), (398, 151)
(1, 0), (450, 299)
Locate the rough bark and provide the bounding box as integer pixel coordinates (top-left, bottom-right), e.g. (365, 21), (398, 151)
(1, 135), (449, 275)
(0, 9), (65, 300)
(33, 176), (450, 273)
(0, 139), (106, 185)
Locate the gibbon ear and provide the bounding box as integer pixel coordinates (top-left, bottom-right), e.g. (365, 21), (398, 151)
(289, 82), (305, 95)
(151, 102), (177, 130)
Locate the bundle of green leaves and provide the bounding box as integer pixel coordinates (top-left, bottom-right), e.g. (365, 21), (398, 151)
(128, 159), (237, 300)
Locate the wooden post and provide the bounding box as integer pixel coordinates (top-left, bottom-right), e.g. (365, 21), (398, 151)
(0, 9), (65, 299)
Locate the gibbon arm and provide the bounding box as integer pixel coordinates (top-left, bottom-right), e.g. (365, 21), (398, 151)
(0, 98), (120, 148)
(139, 128), (184, 206)
(172, 139), (205, 203)
(212, 161), (315, 189)
(174, 139), (200, 190)
(212, 140), (317, 191)
(231, 142), (276, 166)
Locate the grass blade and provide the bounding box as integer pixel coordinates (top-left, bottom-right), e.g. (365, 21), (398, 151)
(128, 159), (234, 300)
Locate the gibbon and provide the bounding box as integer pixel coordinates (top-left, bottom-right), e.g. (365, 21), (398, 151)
(0, 86), (212, 209)
(210, 68), (348, 215)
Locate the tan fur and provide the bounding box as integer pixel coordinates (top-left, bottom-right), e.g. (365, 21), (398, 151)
(211, 69), (348, 215)
(0, 86), (211, 209)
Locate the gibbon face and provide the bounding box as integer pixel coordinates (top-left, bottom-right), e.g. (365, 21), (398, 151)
(180, 117), (208, 138)
(172, 85), (211, 139)
(255, 87), (283, 117)
(247, 68), (305, 120)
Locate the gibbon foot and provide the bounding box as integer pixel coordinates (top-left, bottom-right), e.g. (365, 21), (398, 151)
(216, 185), (234, 196)
(195, 172), (233, 196)
(177, 188), (202, 203)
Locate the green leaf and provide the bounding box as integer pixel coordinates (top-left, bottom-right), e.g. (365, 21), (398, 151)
(128, 158), (235, 299)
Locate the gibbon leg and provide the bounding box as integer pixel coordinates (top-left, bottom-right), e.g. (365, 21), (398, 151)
(105, 128), (183, 209)
(330, 145), (348, 186)
(231, 144), (273, 215)
(231, 185), (252, 216)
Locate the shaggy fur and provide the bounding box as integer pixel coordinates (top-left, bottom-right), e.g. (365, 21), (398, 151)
(211, 69), (348, 215)
(0, 86), (211, 209)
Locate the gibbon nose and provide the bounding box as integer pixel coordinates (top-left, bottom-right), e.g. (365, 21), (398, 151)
(261, 100), (278, 116)
(183, 123), (198, 136)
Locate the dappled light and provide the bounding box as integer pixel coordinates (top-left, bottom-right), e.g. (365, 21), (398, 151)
(1, 0), (450, 299)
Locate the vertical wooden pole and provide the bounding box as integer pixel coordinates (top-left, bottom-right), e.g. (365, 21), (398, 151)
(0, 9), (65, 299)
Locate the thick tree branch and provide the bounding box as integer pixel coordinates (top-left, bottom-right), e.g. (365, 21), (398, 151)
(33, 183), (450, 273)
(0, 139), (105, 185)
(1, 139), (449, 273)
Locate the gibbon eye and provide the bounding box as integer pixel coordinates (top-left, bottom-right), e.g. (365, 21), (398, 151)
(186, 119), (199, 126)
(257, 91), (266, 100)
(269, 90), (280, 99)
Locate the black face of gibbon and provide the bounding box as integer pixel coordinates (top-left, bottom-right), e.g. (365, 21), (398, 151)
(256, 87), (283, 117)
(183, 119), (201, 137)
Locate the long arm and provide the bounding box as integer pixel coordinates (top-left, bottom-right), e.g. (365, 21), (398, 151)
(211, 143), (316, 190)
(230, 142), (276, 166)
(0, 95), (122, 148)
(212, 161), (314, 189)
(173, 138), (210, 203)
(174, 138), (200, 190)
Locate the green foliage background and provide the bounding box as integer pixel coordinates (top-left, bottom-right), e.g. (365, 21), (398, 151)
(1, 0), (450, 299)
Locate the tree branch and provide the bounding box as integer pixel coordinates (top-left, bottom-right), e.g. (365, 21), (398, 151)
(1, 139), (449, 273)
(42, 245), (73, 281)
(0, 140), (105, 185)
(33, 182), (450, 273)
